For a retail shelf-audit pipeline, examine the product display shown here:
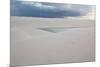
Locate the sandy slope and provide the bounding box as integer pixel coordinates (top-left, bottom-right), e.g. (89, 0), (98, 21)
(10, 16), (95, 66)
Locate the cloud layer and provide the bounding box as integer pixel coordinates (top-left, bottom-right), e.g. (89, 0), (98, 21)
(11, 0), (93, 18)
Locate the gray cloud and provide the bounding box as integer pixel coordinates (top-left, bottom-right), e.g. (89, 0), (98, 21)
(11, 0), (93, 18)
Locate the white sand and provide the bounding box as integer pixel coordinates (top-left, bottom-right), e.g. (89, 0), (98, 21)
(10, 16), (95, 66)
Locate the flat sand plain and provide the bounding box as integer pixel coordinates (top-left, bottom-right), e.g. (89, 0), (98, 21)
(10, 16), (95, 66)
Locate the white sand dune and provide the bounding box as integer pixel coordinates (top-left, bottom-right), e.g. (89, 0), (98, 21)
(10, 16), (95, 66)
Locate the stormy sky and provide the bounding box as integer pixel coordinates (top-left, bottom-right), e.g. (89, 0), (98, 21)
(11, 0), (94, 18)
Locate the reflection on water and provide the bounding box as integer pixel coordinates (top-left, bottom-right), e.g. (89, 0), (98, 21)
(38, 27), (83, 33)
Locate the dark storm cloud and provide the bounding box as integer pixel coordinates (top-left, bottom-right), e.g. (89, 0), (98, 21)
(11, 0), (93, 18)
